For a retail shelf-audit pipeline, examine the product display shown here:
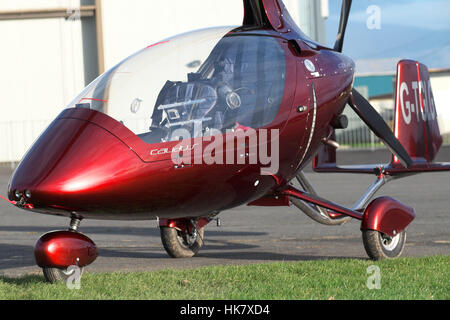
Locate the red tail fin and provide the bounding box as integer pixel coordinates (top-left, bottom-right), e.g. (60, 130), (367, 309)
(392, 60), (442, 165)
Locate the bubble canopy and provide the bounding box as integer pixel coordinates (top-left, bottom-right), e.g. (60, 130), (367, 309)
(67, 26), (287, 144)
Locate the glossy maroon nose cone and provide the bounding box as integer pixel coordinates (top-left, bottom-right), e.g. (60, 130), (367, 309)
(8, 115), (144, 218)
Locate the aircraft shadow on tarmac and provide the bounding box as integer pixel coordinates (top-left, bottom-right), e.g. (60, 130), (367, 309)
(0, 226), (265, 238)
(0, 226), (363, 271)
(0, 242), (360, 273)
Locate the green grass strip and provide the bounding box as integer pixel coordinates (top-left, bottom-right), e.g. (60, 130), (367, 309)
(0, 255), (448, 300)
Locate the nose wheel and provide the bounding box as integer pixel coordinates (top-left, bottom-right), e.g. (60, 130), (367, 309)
(35, 217), (98, 284)
(160, 220), (205, 258)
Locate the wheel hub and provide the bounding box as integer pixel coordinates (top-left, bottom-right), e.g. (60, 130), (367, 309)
(380, 233), (400, 251)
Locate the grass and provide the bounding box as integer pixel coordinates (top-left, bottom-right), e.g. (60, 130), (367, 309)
(0, 255), (448, 300)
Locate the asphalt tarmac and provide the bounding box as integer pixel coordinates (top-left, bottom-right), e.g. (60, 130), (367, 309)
(0, 148), (449, 277)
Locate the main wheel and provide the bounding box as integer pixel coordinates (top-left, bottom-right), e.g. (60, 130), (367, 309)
(160, 226), (204, 258)
(362, 230), (406, 260)
(42, 266), (83, 284)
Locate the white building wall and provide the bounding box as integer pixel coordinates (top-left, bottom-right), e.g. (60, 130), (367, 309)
(297, 0), (328, 44)
(100, 0), (243, 71)
(431, 74), (450, 134)
(0, 0), (87, 162)
(0, 0), (74, 10)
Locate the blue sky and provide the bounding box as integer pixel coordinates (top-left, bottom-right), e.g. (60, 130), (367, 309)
(325, 0), (450, 71)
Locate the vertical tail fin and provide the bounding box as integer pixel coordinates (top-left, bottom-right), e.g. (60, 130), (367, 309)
(392, 60), (442, 165)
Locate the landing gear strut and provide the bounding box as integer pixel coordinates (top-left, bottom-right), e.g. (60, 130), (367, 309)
(282, 171), (415, 261)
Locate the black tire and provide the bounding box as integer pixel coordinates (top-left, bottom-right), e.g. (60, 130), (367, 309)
(160, 226), (204, 258)
(42, 267), (83, 284)
(362, 230), (406, 260)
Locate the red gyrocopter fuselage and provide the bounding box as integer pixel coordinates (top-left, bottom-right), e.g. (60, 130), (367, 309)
(8, 21), (353, 221)
(5, 0), (447, 283)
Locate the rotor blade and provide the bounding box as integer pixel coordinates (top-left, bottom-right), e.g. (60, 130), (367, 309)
(333, 0), (353, 52)
(242, 0), (270, 27)
(349, 88), (413, 168)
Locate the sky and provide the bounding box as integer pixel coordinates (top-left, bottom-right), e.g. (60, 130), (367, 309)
(325, 0), (450, 72)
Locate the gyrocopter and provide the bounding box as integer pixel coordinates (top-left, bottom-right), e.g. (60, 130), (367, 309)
(4, 0), (449, 283)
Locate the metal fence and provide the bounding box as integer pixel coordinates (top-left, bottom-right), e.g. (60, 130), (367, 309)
(336, 107), (450, 150)
(335, 107), (394, 151)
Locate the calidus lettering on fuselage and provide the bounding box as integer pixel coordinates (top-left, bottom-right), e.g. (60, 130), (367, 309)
(150, 144), (198, 156)
(162, 124), (280, 175)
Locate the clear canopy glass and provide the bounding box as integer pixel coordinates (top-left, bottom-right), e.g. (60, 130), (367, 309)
(67, 26), (286, 144)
